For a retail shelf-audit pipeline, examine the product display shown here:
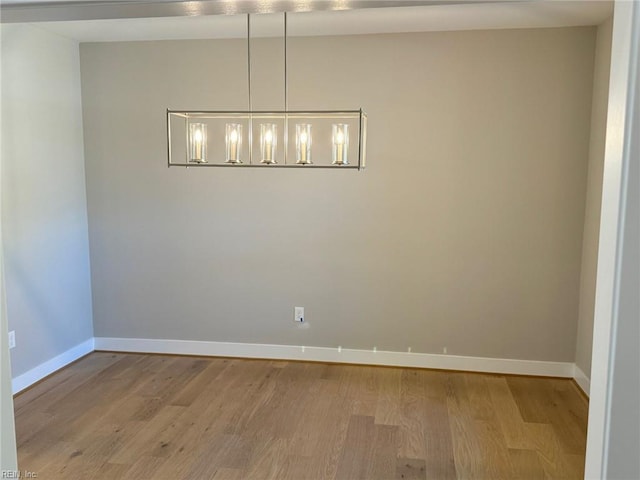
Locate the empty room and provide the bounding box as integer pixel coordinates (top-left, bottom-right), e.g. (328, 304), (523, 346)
(1, 0), (638, 479)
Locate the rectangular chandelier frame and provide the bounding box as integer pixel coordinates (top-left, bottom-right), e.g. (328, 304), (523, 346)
(167, 108), (367, 170)
(166, 13), (368, 172)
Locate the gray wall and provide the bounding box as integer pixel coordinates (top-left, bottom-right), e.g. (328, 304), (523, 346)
(606, 4), (640, 477)
(0, 24), (17, 471)
(1, 24), (94, 377)
(575, 16), (613, 381)
(81, 27), (596, 361)
(0, 154), (17, 474)
(0, 259), (17, 479)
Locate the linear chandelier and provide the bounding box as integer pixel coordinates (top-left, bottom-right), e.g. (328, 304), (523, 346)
(167, 13), (367, 169)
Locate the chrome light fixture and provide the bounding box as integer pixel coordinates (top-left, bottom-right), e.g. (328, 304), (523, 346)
(167, 13), (367, 169)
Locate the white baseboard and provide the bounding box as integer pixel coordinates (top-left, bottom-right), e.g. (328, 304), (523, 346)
(12, 337), (577, 393)
(94, 337), (575, 378)
(573, 364), (591, 397)
(12, 338), (95, 394)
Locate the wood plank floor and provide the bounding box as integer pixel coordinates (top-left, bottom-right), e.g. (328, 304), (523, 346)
(14, 352), (588, 479)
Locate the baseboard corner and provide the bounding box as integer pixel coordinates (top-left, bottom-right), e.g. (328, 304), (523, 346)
(12, 337), (95, 395)
(573, 364), (591, 397)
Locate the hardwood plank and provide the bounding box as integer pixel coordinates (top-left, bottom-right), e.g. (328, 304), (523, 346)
(289, 378), (335, 457)
(212, 467), (247, 480)
(506, 376), (553, 423)
(473, 419), (512, 479)
(57, 358), (171, 443)
(334, 415), (377, 480)
(15, 354), (129, 449)
(109, 405), (187, 464)
(526, 422), (584, 479)
(422, 372), (457, 480)
(508, 448), (546, 480)
(19, 440), (77, 476)
(348, 366), (379, 417)
(374, 368), (402, 426)
(546, 382), (589, 455)
(183, 436), (232, 480)
(169, 359), (231, 407)
(396, 457), (427, 480)
(371, 424), (399, 479)
(485, 376), (533, 450)
(243, 436), (289, 480)
(304, 377), (353, 479)
(229, 363), (299, 438)
(15, 353), (588, 480)
(122, 455), (167, 480)
(145, 364), (269, 478)
(92, 461), (131, 479)
(465, 374), (497, 421)
(563, 453), (586, 479)
(79, 420), (146, 465)
(275, 455), (314, 480)
(14, 411), (54, 446)
(447, 388), (485, 479)
(13, 353), (123, 414)
(508, 377), (588, 455)
(398, 369), (427, 459)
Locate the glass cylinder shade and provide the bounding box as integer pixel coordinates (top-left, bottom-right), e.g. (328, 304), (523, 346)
(189, 123), (207, 163)
(295, 124), (312, 165)
(260, 123), (277, 164)
(332, 124), (349, 165)
(225, 123), (242, 164)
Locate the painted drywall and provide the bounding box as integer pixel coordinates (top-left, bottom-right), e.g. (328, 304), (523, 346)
(605, 5), (640, 477)
(0, 24), (94, 377)
(0, 41), (18, 471)
(575, 16), (613, 383)
(584, 3), (638, 475)
(0, 272), (17, 471)
(81, 27), (595, 362)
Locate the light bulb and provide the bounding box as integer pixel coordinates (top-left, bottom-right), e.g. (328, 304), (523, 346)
(189, 123), (207, 163)
(225, 123), (242, 163)
(295, 124), (312, 165)
(260, 123), (277, 164)
(332, 124), (349, 165)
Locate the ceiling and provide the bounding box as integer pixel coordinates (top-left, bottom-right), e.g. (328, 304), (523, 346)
(0, 0), (514, 21)
(22, 1), (613, 43)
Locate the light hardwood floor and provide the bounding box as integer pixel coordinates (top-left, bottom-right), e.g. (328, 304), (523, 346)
(14, 352), (588, 479)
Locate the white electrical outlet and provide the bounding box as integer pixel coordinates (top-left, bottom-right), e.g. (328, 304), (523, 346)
(294, 306), (304, 323)
(8, 331), (16, 349)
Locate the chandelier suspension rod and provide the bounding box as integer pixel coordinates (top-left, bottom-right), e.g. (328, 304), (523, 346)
(247, 14), (253, 164)
(284, 11), (289, 164)
(247, 14), (252, 112)
(284, 12), (288, 111)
